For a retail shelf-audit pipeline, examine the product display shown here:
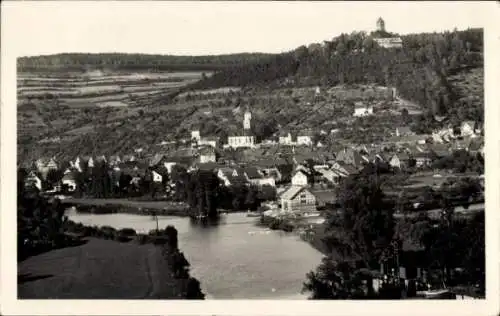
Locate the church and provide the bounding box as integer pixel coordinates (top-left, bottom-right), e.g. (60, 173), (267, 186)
(226, 109), (256, 149)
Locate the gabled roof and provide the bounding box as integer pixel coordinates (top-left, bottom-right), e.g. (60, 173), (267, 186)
(396, 126), (412, 134)
(228, 130), (255, 137)
(461, 120), (476, 128)
(468, 139), (484, 151)
(199, 146), (216, 155)
(244, 166), (263, 179)
(195, 162), (221, 172)
(149, 154), (166, 167)
(62, 172), (78, 181)
(393, 152), (410, 161)
(292, 169), (310, 178)
(280, 185), (311, 201)
(412, 152), (432, 159)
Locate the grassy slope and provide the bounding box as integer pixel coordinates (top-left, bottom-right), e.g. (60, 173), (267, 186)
(18, 237), (183, 299)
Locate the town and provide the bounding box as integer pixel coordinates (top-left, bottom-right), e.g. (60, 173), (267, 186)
(15, 14), (486, 303)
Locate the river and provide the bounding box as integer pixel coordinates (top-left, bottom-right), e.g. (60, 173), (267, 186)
(65, 209), (324, 299)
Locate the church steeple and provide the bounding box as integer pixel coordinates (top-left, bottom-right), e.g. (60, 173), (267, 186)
(243, 107), (252, 130)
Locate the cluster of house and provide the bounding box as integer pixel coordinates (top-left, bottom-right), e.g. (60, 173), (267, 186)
(25, 108), (483, 215)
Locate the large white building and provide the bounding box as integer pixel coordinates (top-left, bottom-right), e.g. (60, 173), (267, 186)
(227, 110), (256, 148)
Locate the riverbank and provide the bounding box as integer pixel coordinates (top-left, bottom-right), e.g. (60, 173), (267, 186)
(62, 197), (190, 216)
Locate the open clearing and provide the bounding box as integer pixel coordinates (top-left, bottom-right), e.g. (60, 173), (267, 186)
(18, 238), (183, 299)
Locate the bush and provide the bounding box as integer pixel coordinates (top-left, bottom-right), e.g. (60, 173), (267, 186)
(114, 235), (133, 243)
(118, 228), (137, 237)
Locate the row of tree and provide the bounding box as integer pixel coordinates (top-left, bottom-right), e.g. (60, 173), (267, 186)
(17, 52), (276, 72)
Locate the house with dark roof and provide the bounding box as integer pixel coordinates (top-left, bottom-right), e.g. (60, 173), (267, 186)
(280, 186), (317, 214)
(389, 153), (410, 169)
(217, 167), (249, 187)
(468, 138), (484, 155)
(243, 166), (275, 187)
(336, 148), (365, 168)
(199, 146), (217, 163)
(395, 126), (415, 137)
(149, 154), (167, 167)
(427, 143), (451, 159)
(35, 157), (58, 178)
(412, 152), (432, 168)
(25, 171), (43, 191)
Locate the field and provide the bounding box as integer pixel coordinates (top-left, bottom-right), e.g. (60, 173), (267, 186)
(17, 69), (210, 162)
(18, 237), (185, 299)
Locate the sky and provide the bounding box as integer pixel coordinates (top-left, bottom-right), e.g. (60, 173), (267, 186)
(2, 1), (494, 57)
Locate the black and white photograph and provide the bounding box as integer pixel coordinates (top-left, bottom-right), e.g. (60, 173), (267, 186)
(1, 1), (499, 315)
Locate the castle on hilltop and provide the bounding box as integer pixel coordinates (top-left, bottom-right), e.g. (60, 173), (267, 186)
(372, 17), (403, 49)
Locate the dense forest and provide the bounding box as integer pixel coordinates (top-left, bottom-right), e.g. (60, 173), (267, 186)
(188, 28), (484, 124)
(17, 52), (276, 72)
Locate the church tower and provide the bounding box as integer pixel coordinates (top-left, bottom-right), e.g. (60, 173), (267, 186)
(376, 17), (386, 33)
(243, 110), (252, 130)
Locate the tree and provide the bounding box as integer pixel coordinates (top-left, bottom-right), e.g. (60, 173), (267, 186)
(401, 108), (410, 123)
(304, 166), (397, 299)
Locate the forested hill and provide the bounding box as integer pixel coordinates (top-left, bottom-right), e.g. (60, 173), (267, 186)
(188, 28), (484, 124)
(17, 52), (276, 72)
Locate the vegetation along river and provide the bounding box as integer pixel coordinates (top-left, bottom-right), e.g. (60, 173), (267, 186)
(65, 209), (324, 299)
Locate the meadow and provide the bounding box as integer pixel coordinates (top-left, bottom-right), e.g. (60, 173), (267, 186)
(18, 237), (185, 299)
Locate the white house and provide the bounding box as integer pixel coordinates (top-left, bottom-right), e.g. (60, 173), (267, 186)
(374, 37), (403, 49)
(297, 131), (314, 146)
(461, 121), (476, 137)
(279, 132), (294, 145)
(353, 102), (374, 117)
(191, 130), (201, 142)
(199, 147), (216, 163)
(152, 170), (163, 183)
(25, 171), (42, 191)
(61, 172), (77, 192)
(291, 170), (309, 186)
(191, 130), (220, 148)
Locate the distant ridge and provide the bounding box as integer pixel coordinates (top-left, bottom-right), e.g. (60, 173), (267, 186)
(17, 52), (277, 73)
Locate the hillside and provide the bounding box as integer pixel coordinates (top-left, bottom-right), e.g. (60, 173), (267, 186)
(189, 28), (483, 123)
(17, 28), (484, 164)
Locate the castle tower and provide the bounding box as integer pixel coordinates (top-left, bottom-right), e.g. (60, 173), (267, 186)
(376, 17), (385, 33)
(243, 110), (252, 130)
